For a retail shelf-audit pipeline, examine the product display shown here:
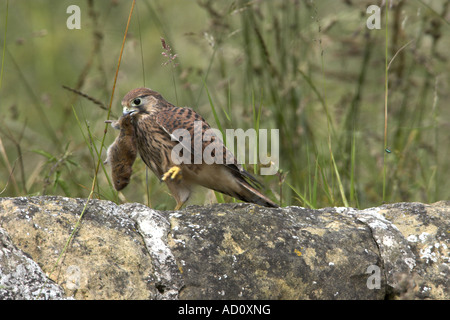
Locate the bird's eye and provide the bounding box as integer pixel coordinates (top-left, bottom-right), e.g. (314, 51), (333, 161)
(132, 98), (141, 106)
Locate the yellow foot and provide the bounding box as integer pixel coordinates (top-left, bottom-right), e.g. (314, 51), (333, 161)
(162, 166), (182, 181)
(174, 202), (184, 211)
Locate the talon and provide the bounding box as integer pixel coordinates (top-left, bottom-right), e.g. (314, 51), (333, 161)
(162, 166), (182, 181)
(174, 202), (184, 211)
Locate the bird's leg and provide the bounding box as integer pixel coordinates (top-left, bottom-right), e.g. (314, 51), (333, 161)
(174, 201), (185, 211)
(162, 165), (182, 181)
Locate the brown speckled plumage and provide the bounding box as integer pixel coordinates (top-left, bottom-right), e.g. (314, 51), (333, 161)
(119, 87), (278, 209)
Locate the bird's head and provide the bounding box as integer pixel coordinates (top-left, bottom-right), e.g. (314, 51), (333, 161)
(121, 87), (164, 116)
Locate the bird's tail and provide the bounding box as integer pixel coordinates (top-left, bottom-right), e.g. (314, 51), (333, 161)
(235, 179), (279, 208)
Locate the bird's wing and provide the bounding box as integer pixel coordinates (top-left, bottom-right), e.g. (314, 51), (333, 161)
(155, 105), (263, 190)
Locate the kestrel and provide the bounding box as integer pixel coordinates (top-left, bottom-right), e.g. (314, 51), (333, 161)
(117, 87), (278, 209)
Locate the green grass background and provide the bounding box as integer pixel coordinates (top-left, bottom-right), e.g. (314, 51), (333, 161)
(0, 0), (449, 210)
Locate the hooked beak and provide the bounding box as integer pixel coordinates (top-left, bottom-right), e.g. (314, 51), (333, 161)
(122, 106), (137, 116)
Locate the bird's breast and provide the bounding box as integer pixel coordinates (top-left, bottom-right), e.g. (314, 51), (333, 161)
(133, 116), (175, 176)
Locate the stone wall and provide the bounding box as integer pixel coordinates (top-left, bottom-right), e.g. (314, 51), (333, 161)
(0, 196), (448, 299)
